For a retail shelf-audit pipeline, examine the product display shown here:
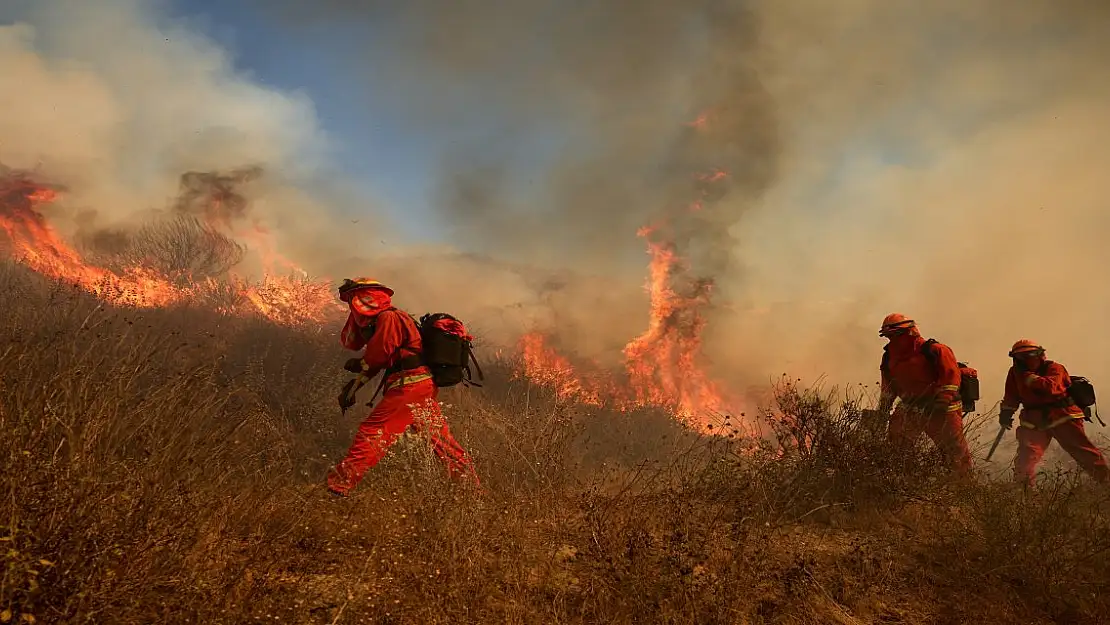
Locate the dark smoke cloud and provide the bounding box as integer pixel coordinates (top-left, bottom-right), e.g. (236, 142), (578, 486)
(12, 0), (1110, 448)
(267, 0), (780, 285)
(174, 166), (264, 228)
(277, 0), (1110, 430)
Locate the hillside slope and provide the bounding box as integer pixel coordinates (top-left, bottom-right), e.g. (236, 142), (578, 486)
(2, 262), (1109, 625)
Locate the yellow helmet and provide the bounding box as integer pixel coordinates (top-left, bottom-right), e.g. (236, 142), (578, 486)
(338, 277), (394, 302)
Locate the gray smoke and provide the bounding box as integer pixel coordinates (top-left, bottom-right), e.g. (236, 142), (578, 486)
(264, 0), (1110, 425)
(0, 0), (379, 278)
(270, 0), (781, 283)
(9, 0), (1110, 437)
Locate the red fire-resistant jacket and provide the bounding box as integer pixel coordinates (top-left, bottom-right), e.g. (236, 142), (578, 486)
(880, 335), (961, 410)
(1001, 360), (1084, 430)
(341, 308), (426, 382)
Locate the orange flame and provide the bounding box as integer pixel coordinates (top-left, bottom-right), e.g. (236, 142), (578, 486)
(518, 333), (608, 405)
(0, 189), (181, 307)
(622, 231), (727, 419)
(515, 228), (740, 431)
(0, 175), (343, 326)
(1, 168), (744, 433)
(513, 109), (748, 432)
(696, 169), (727, 184)
(686, 111), (711, 130)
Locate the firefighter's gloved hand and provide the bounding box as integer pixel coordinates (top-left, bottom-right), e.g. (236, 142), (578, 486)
(343, 358), (365, 374)
(338, 378), (359, 411)
(999, 408), (1015, 429)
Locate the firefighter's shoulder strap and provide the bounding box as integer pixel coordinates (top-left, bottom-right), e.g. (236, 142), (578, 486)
(881, 339), (942, 373)
(921, 338), (941, 367)
(365, 309), (424, 406)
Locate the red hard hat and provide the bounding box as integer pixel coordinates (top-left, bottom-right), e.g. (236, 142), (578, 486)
(879, 313), (916, 337)
(1009, 339), (1044, 358)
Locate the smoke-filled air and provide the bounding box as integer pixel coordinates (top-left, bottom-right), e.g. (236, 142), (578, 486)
(8, 1), (1110, 622)
(272, 0), (1110, 428)
(4, 0), (1110, 427)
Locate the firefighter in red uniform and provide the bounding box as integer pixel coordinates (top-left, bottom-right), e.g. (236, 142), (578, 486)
(1000, 339), (1109, 486)
(877, 313), (973, 474)
(326, 278), (479, 496)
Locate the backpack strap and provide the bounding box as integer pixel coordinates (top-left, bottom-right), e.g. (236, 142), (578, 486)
(883, 339), (942, 372)
(462, 342), (484, 387)
(390, 312), (425, 371)
(884, 339), (950, 401)
(921, 339), (940, 368)
(366, 310), (426, 405)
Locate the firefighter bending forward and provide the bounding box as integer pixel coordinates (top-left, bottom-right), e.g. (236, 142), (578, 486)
(877, 313), (973, 474)
(326, 278), (479, 497)
(1000, 340), (1109, 486)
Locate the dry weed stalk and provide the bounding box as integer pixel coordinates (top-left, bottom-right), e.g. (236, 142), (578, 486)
(1, 260), (1109, 624)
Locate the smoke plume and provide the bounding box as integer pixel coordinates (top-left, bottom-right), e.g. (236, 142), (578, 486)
(267, 0), (783, 364)
(267, 0), (1110, 426)
(7, 0), (1110, 440)
(0, 0), (366, 277)
(718, 0), (1110, 405)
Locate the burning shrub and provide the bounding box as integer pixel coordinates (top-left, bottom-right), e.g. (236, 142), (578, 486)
(0, 167), (342, 326)
(94, 214), (246, 281)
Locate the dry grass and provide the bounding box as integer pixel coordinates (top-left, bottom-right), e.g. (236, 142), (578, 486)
(2, 260), (1110, 624)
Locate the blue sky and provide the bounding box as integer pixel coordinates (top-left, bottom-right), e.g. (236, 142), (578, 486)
(161, 0), (968, 256)
(169, 0), (448, 242)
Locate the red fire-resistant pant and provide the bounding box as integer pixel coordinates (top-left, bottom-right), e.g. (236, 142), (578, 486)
(888, 404), (973, 474)
(1014, 419), (1110, 486)
(327, 377), (479, 496)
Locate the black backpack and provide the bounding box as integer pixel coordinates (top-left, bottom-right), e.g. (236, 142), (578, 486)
(1067, 375), (1103, 425)
(416, 313), (484, 389)
(881, 338), (980, 413)
(1068, 376), (1096, 408)
(356, 310), (484, 406)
